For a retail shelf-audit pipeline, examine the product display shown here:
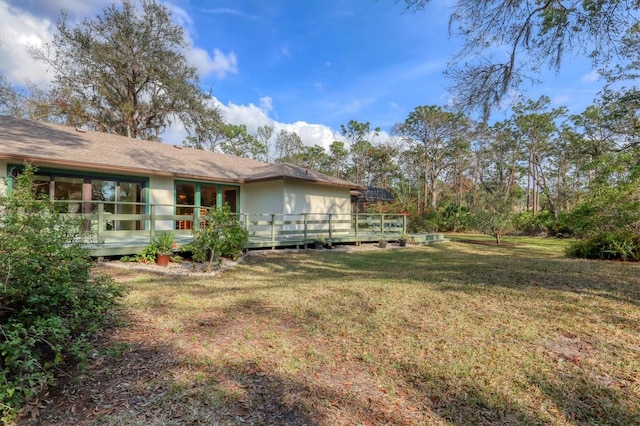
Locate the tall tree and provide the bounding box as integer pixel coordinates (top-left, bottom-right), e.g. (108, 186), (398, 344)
(256, 124), (275, 162)
(403, 0), (639, 118)
(0, 75), (58, 122)
(219, 124), (267, 160)
(328, 141), (349, 178)
(30, 0), (222, 142)
(394, 105), (470, 210)
(512, 96), (566, 216)
(274, 129), (304, 163)
(339, 120), (380, 185)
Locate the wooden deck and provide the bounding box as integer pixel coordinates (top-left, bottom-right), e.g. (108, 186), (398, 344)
(83, 230), (449, 257)
(64, 203), (448, 256)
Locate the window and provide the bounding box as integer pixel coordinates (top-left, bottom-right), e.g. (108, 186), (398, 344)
(11, 167), (146, 230)
(174, 182), (239, 229)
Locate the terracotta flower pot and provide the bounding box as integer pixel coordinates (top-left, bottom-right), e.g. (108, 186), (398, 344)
(156, 253), (171, 267)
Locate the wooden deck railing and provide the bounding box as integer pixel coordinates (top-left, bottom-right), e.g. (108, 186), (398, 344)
(58, 201), (408, 246)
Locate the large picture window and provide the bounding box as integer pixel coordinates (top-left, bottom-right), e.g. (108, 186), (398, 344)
(12, 168), (146, 230)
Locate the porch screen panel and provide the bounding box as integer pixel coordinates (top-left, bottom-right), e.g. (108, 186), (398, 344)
(33, 175), (51, 199)
(91, 179), (116, 230)
(54, 176), (83, 213)
(176, 183), (196, 229)
(119, 182), (142, 230)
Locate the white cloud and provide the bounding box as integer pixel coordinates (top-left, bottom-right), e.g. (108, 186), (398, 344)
(581, 70), (601, 83)
(259, 96), (273, 113)
(210, 98), (342, 151)
(188, 47), (238, 79)
(0, 1), (55, 85)
(7, 0), (96, 20)
(284, 121), (341, 149)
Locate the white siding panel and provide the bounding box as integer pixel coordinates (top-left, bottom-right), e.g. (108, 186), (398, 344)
(284, 181), (352, 231)
(242, 180), (285, 214)
(148, 176), (175, 230)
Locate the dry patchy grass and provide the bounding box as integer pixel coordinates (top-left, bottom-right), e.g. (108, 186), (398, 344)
(22, 239), (640, 425)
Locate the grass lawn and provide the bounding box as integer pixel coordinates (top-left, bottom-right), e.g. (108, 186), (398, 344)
(26, 238), (640, 425)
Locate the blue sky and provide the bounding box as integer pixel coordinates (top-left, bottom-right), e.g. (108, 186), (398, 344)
(1, 0), (604, 148)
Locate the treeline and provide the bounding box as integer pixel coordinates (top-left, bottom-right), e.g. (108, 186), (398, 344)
(243, 92), (638, 259)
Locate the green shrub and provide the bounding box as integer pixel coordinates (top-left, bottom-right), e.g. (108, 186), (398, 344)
(513, 210), (572, 237)
(183, 204), (249, 272)
(439, 204), (471, 232)
(0, 166), (124, 423)
(407, 210), (441, 233)
(566, 231), (640, 261)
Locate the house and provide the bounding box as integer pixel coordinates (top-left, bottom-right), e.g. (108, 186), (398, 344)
(1, 115), (407, 253)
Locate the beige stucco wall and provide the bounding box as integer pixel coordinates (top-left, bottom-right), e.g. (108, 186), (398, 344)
(283, 181), (350, 215)
(284, 181), (352, 231)
(241, 180), (285, 214)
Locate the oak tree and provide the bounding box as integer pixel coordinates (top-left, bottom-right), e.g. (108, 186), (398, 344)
(30, 0), (222, 142)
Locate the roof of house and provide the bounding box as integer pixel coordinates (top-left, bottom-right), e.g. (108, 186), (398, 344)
(0, 115), (364, 189)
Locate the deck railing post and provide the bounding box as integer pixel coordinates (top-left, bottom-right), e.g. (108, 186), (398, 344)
(244, 213), (249, 232)
(193, 208), (200, 230)
(328, 213), (333, 239)
(271, 214), (276, 243)
(96, 202), (104, 242)
(380, 214), (385, 237)
(354, 213), (359, 238)
(149, 204), (156, 243)
(303, 213), (308, 240)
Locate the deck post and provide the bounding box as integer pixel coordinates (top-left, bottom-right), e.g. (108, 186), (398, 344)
(354, 213), (359, 238)
(303, 213), (308, 241)
(96, 202), (104, 242)
(271, 214), (276, 243)
(380, 214), (385, 238)
(193, 208), (200, 231)
(149, 204), (156, 243)
(328, 213), (333, 239)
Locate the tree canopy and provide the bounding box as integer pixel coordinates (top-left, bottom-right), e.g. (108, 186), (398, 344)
(403, 0), (640, 119)
(29, 0), (223, 142)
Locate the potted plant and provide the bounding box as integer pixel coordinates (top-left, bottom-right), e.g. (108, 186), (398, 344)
(324, 237), (333, 249)
(153, 232), (176, 266)
(378, 236), (387, 248)
(397, 232), (410, 247)
(313, 234), (326, 249)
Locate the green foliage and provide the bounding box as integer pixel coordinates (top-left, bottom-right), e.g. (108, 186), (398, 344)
(183, 205), (249, 272)
(513, 210), (573, 237)
(407, 210), (441, 233)
(0, 166), (123, 423)
(438, 204), (471, 232)
(152, 232), (176, 255)
(566, 232), (640, 261)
